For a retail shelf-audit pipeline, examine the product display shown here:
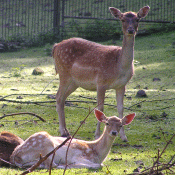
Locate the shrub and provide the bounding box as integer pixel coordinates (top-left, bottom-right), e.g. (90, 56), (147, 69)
(83, 19), (121, 41)
(67, 19), (121, 42)
(0, 30), (61, 52)
(137, 23), (175, 36)
(27, 30), (60, 47)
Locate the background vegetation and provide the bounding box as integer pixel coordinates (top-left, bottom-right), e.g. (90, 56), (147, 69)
(1, 0), (175, 50)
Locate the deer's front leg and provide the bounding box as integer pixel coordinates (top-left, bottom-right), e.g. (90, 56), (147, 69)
(116, 87), (128, 142)
(95, 86), (106, 139)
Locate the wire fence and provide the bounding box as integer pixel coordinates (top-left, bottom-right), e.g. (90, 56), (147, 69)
(0, 0), (174, 41)
(62, 0), (175, 22)
(0, 0), (54, 40)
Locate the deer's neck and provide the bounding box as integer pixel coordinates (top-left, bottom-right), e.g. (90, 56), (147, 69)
(90, 127), (116, 163)
(120, 35), (135, 69)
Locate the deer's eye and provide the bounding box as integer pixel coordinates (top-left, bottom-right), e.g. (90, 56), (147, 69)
(121, 20), (125, 22)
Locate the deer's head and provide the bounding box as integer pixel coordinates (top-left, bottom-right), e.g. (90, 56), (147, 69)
(94, 109), (135, 137)
(109, 6), (150, 36)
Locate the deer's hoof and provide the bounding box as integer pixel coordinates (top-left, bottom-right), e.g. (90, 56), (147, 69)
(61, 134), (70, 137)
(120, 135), (128, 142)
(60, 129), (70, 137)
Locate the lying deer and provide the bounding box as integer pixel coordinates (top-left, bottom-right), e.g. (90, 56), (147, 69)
(52, 6), (149, 141)
(10, 109), (135, 169)
(0, 131), (24, 167)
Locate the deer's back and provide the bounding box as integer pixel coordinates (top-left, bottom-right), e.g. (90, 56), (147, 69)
(52, 38), (122, 74)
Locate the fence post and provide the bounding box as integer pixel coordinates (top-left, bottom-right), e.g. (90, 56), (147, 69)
(61, 0), (65, 39)
(53, 0), (61, 36)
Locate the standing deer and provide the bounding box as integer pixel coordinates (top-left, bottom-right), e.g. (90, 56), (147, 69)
(10, 109), (135, 169)
(52, 6), (149, 141)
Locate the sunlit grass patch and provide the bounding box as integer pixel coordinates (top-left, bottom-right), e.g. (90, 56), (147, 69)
(0, 31), (175, 175)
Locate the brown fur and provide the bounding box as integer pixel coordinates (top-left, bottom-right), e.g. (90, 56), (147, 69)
(10, 110), (135, 169)
(52, 6), (149, 141)
(0, 131), (24, 167)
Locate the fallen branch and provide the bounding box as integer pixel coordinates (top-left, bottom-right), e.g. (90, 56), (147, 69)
(149, 134), (175, 175)
(132, 105), (174, 112)
(128, 98), (175, 109)
(0, 93), (49, 100)
(128, 134), (175, 175)
(0, 157), (17, 167)
(0, 112), (46, 122)
(0, 98), (56, 104)
(0, 97), (129, 110)
(1, 94), (174, 112)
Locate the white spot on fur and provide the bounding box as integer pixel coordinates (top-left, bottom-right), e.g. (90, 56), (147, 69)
(33, 141), (36, 146)
(86, 148), (91, 154)
(38, 135), (43, 139)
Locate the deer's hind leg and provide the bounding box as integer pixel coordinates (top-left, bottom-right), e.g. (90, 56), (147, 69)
(56, 76), (78, 137)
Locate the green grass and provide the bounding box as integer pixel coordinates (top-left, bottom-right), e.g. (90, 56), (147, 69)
(0, 31), (175, 174)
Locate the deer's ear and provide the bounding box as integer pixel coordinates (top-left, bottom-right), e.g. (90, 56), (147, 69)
(94, 109), (107, 123)
(109, 7), (123, 20)
(137, 6), (150, 19)
(122, 113), (136, 125)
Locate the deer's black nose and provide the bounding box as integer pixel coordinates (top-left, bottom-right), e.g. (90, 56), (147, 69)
(128, 29), (134, 34)
(112, 131), (117, 136)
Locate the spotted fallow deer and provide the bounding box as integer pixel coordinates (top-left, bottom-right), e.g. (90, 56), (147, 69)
(10, 109), (135, 169)
(0, 131), (24, 167)
(52, 6), (149, 141)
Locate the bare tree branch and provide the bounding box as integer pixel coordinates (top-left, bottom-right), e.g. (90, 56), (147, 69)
(1, 94), (174, 112)
(63, 107), (94, 174)
(20, 136), (71, 175)
(128, 134), (175, 175)
(0, 112), (46, 122)
(128, 98), (175, 109)
(0, 158), (17, 167)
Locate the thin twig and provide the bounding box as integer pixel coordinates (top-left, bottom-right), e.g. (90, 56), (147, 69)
(0, 93), (50, 100)
(17, 118), (37, 126)
(49, 152), (56, 175)
(40, 79), (56, 95)
(141, 134), (175, 175)
(0, 112), (46, 122)
(0, 157), (17, 167)
(128, 98), (175, 109)
(20, 136), (71, 175)
(128, 134), (175, 175)
(63, 107), (95, 175)
(0, 98), (56, 104)
(1, 95), (174, 112)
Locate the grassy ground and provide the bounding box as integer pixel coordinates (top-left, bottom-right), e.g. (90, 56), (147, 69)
(0, 31), (175, 174)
